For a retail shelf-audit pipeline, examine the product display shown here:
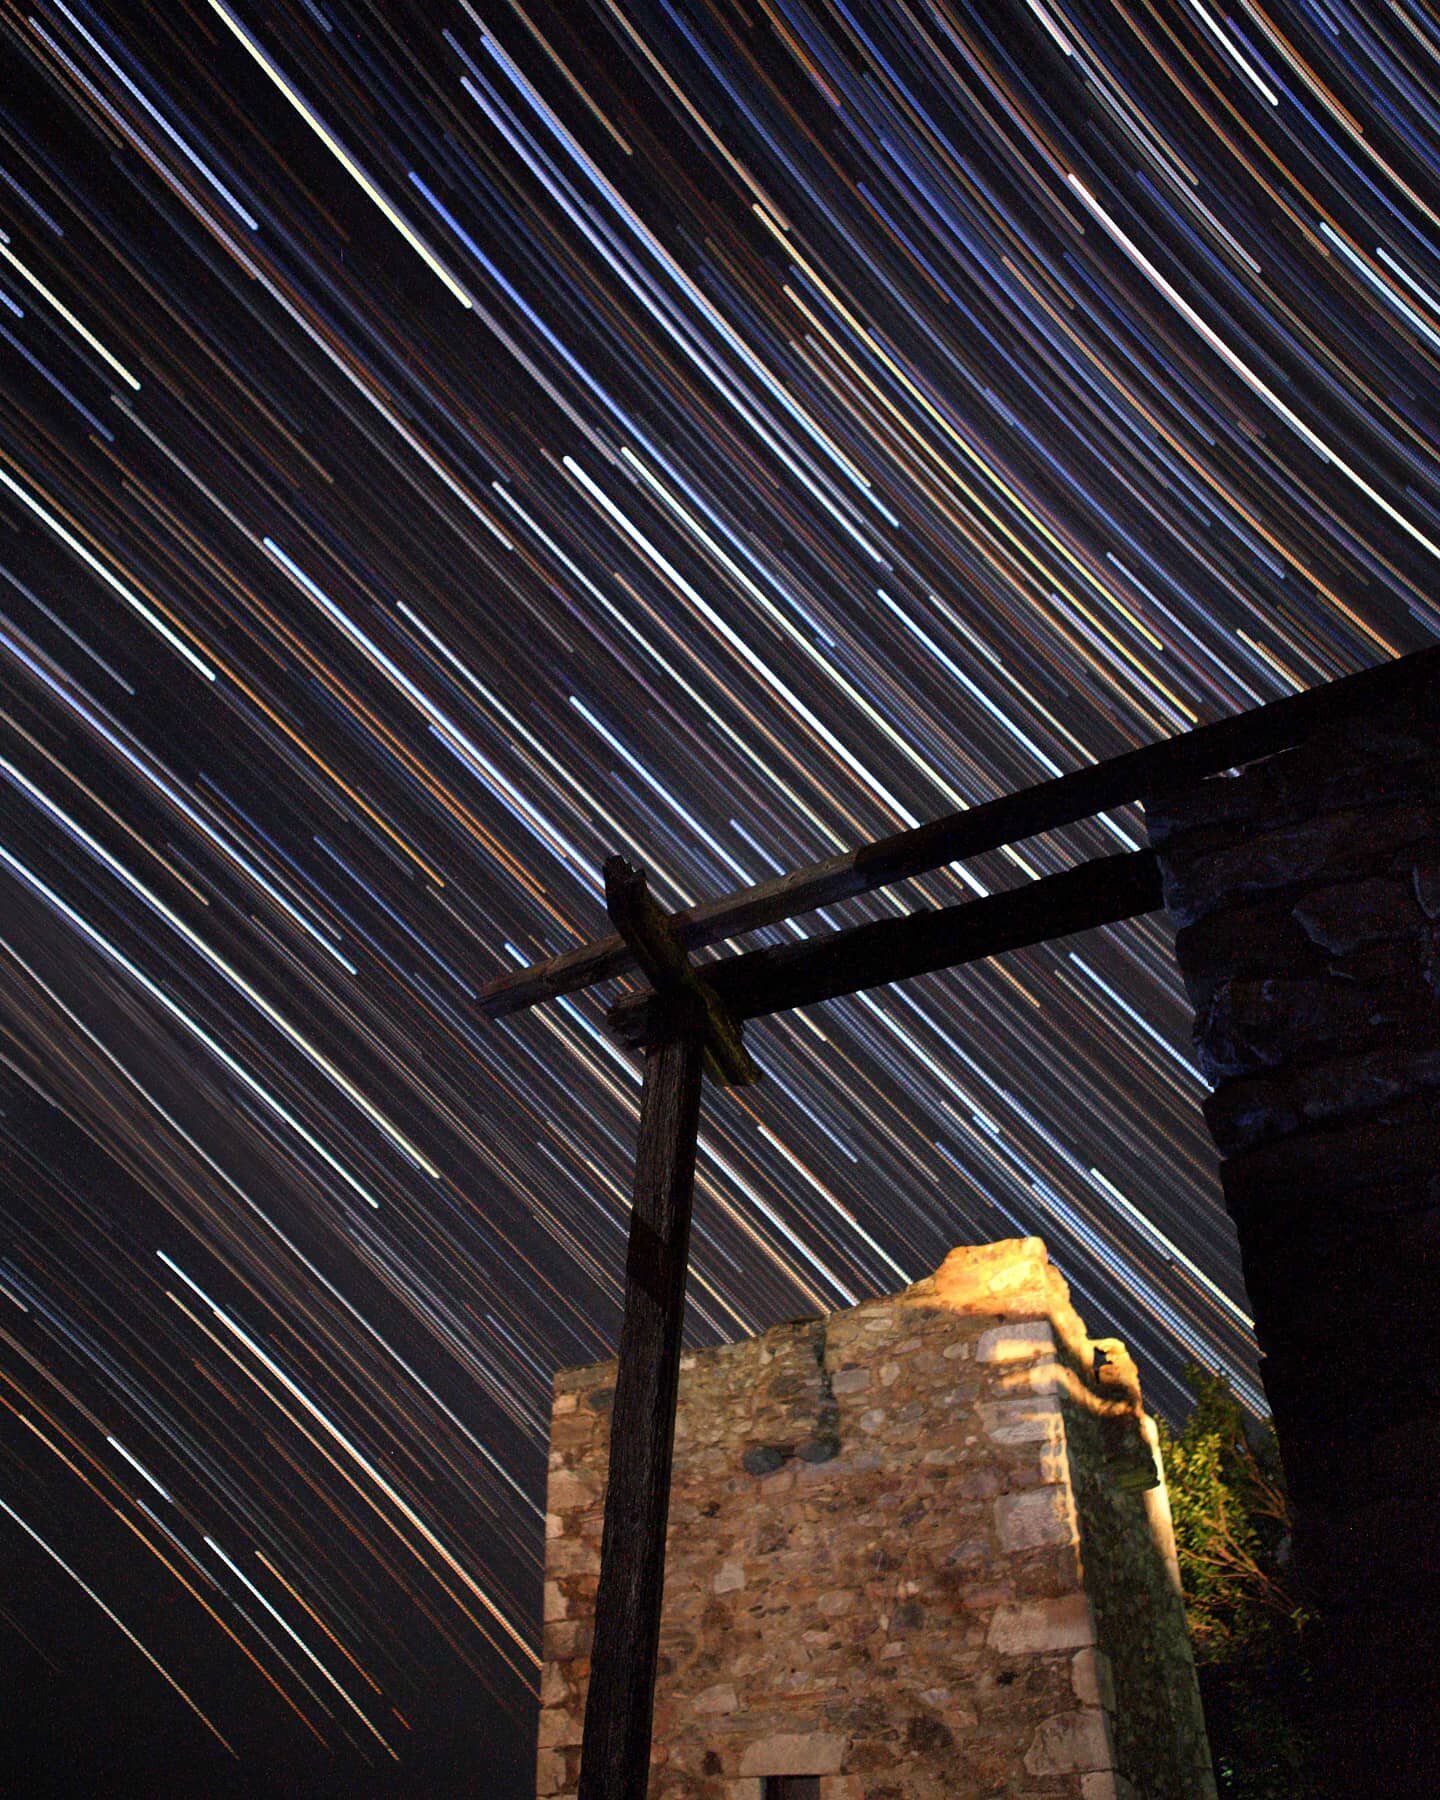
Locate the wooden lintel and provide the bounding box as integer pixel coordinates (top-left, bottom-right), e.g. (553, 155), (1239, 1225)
(477, 647), (1439, 1020)
(608, 850), (1163, 1048)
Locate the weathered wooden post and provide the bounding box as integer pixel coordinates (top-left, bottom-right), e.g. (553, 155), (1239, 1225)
(575, 1024), (704, 1799)
(576, 861), (756, 1800)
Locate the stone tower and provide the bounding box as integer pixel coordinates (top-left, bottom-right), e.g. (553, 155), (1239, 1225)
(538, 1238), (1214, 1799)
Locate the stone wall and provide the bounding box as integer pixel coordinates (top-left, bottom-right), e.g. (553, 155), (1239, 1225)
(539, 1238), (1213, 1800)
(1144, 686), (1440, 1795)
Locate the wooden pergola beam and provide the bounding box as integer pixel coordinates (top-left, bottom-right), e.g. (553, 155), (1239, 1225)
(478, 649), (1439, 1020)
(603, 856), (759, 1087)
(608, 849), (1163, 1047)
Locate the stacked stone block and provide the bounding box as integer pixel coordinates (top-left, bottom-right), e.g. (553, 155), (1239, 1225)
(1145, 685), (1440, 1795)
(539, 1237), (1213, 1799)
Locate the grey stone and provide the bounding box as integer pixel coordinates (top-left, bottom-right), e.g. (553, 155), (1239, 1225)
(1024, 1707), (1115, 1774)
(996, 1486), (1076, 1552)
(691, 1681), (738, 1714)
(976, 1319), (1055, 1363)
(739, 1732), (847, 1775)
(742, 1445), (788, 1476)
(1162, 801), (1432, 926)
(795, 1434), (841, 1463)
(988, 1593), (1096, 1653)
(1293, 877), (1419, 953)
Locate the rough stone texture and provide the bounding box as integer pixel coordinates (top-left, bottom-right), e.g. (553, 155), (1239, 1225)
(538, 1237), (1214, 1799)
(1145, 685), (1440, 1799)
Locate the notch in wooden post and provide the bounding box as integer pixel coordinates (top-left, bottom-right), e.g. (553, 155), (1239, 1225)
(603, 856), (760, 1087)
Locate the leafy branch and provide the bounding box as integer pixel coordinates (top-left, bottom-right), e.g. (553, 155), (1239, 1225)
(1156, 1367), (1316, 1797)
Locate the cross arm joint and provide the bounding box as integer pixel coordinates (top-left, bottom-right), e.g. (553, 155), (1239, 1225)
(604, 856), (760, 1086)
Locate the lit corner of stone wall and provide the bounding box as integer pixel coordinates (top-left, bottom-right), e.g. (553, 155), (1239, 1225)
(537, 1359), (615, 1798)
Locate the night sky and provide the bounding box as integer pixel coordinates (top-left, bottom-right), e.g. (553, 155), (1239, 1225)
(0, 2), (1435, 1793)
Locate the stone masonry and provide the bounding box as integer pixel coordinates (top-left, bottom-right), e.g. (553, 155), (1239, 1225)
(539, 1237), (1214, 1799)
(1145, 682), (1440, 1796)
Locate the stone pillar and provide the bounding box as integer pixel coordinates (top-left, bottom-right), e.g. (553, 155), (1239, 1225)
(1145, 685), (1440, 1796)
(539, 1238), (1214, 1800)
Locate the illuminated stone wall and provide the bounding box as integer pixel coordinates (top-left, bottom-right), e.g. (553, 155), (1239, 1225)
(537, 1237), (1214, 1799)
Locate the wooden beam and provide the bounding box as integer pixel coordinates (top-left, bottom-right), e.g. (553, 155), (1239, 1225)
(477, 646), (1439, 1019)
(604, 856), (758, 1087)
(576, 1028), (705, 1800)
(608, 850), (1162, 1048)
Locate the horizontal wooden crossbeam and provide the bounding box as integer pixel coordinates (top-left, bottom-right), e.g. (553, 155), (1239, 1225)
(607, 849), (1163, 1048)
(603, 856), (759, 1086)
(479, 647), (1439, 1020)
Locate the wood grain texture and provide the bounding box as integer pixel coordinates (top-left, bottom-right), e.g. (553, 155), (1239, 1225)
(604, 855), (758, 1087)
(576, 1029), (705, 1800)
(608, 851), (1163, 1047)
(478, 648), (1439, 1019)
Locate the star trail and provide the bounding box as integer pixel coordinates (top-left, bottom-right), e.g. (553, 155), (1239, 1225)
(0, 1), (1435, 1792)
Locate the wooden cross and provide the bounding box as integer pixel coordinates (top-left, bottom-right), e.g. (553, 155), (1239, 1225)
(479, 647), (1439, 1800)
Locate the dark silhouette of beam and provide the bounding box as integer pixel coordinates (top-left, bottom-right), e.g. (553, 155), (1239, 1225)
(479, 649), (1438, 1019)
(608, 850), (1162, 1047)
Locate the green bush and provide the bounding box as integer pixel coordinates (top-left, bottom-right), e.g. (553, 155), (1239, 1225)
(1156, 1368), (1316, 1799)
